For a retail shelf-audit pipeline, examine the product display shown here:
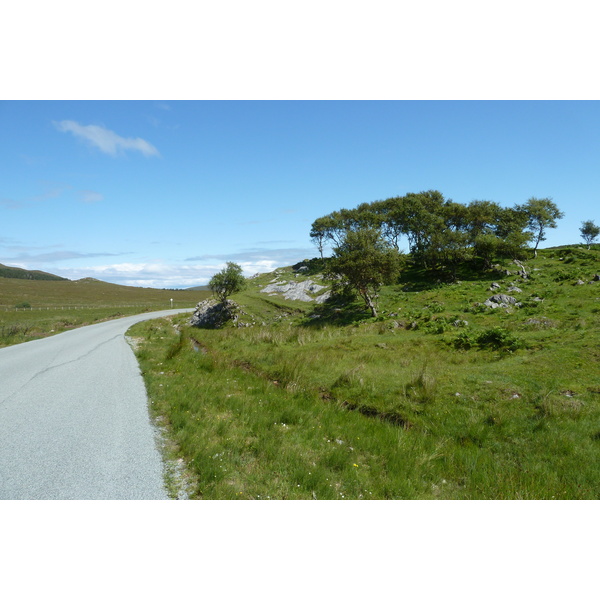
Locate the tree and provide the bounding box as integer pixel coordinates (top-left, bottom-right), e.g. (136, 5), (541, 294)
(580, 220), (600, 250)
(209, 262), (246, 303)
(493, 206), (532, 260)
(518, 197), (564, 257)
(326, 228), (403, 318)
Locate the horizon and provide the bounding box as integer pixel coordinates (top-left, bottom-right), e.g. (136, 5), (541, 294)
(2, 101), (599, 289)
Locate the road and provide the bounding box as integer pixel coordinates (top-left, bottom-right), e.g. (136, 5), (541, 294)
(0, 309), (193, 500)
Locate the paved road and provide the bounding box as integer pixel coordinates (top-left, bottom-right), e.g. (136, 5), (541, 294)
(0, 309), (193, 500)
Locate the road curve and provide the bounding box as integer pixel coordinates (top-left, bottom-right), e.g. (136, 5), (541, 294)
(0, 309), (193, 500)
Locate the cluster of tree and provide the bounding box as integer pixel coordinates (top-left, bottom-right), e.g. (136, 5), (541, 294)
(311, 191), (565, 279)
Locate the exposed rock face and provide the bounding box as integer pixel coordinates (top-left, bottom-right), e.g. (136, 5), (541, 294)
(260, 279), (328, 302)
(484, 294), (520, 309)
(190, 299), (242, 328)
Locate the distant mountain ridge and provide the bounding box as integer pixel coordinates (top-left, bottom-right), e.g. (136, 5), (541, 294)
(0, 263), (69, 281)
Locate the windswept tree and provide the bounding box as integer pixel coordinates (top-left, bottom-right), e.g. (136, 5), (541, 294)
(326, 228), (403, 318)
(580, 220), (600, 250)
(519, 197), (564, 257)
(209, 262), (246, 303)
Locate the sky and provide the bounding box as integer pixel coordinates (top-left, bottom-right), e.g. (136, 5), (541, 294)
(1, 100), (599, 288)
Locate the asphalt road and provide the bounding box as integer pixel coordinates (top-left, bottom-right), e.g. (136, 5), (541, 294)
(0, 309), (193, 500)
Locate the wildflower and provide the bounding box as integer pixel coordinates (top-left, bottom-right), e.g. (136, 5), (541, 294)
(353, 464), (359, 468)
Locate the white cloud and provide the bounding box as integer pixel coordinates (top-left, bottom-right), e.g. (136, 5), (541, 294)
(79, 190), (104, 203)
(54, 120), (160, 157)
(53, 262), (220, 288)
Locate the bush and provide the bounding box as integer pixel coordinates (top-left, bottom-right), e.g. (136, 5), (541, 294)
(14, 301), (31, 309)
(452, 327), (522, 352)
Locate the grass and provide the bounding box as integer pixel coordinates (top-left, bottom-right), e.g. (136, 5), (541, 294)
(128, 245), (600, 499)
(0, 276), (209, 347)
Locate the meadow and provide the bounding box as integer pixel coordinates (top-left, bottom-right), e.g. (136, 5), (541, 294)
(0, 276), (207, 346)
(128, 245), (600, 499)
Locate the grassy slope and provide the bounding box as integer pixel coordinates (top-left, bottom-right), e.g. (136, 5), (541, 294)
(0, 263), (68, 281)
(130, 246), (598, 499)
(0, 276), (210, 346)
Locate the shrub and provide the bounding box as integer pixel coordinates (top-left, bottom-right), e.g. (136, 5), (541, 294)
(452, 327), (522, 352)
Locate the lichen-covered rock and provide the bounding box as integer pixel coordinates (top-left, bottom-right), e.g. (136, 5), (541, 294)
(260, 279), (327, 302)
(484, 294), (520, 309)
(190, 299), (242, 329)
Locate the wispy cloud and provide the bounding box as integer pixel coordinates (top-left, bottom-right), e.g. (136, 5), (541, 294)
(186, 247), (314, 263)
(78, 190), (104, 203)
(0, 183), (69, 210)
(2, 250), (128, 263)
(54, 120), (160, 157)
(53, 262), (222, 288)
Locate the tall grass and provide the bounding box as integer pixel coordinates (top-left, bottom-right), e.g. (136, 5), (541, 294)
(128, 247), (600, 499)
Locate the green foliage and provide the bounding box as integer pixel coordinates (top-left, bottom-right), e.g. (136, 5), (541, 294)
(209, 262), (246, 303)
(309, 190), (562, 283)
(14, 301), (31, 309)
(452, 326), (523, 352)
(326, 228), (403, 317)
(580, 220), (600, 249)
(518, 197), (564, 255)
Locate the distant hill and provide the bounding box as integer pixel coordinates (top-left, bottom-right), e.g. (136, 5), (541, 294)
(0, 263), (69, 281)
(187, 285), (211, 291)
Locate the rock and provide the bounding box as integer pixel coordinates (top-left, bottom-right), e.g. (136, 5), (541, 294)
(314, 290), (331, 304)
(489, 282), (501, 291)
(261, 279), (327, 302)
(593, 274), (600, 281)
(525, 317), (555, 329)
(576, 279), (586, 285)
(506, 285), (522, 293)
(452, 319), (468, 327)
(484, 294), (519, 309)
(190, 299), (242, 329)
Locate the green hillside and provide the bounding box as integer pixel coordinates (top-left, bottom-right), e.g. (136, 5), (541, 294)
(0, 274), (210, 347)
(0, 263), (68, 281)
(129, 245), (600, 499)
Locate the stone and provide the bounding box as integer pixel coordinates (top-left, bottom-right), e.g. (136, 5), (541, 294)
(314, 290), (331, 304)
(489, 282), (501, 291)
(190, 298), (243, 329)
(506, 285), (522, 293)
(260, 278), (327, 302)
(484, 294), (519, 309)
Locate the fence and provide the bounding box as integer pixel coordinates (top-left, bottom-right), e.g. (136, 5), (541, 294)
(2, 303), (195, 312)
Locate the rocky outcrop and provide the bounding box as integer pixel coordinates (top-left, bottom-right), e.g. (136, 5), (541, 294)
(190, 299), (243, 328)
(260, 279), (328, 303)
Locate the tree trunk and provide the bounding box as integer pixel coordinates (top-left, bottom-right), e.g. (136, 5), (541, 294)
(361, 290), (378, 318)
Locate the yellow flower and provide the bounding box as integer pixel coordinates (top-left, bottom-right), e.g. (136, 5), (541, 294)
(353, 464), (359, 468)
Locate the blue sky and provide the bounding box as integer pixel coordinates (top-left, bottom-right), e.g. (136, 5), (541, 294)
(1, 100), (599, 288)
(1, 100), (598, 287)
